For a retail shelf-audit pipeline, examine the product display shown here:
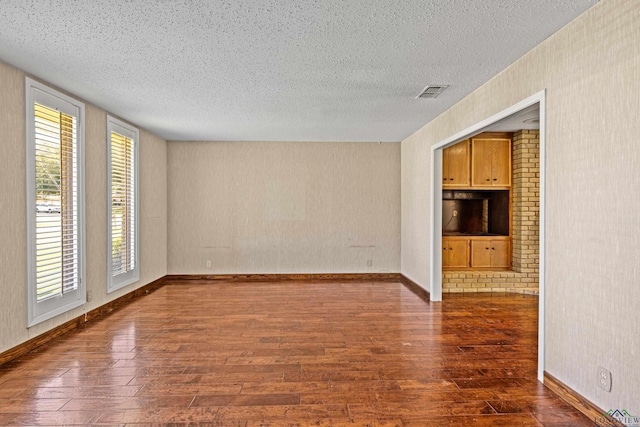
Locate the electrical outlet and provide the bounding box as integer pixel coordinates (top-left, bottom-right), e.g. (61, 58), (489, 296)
(86, 291), (92, 302)
(597, 366), (612, 392)
(367, 259), (373, 267)
(206, 260), (212, 268)
(453, 209), (458, 217)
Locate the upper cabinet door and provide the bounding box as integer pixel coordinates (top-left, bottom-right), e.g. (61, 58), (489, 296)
(471, 139), (493, 186)
(491, 139), (511, 186)
(443, 139), (470, 188)
(471, 138), (511, 188)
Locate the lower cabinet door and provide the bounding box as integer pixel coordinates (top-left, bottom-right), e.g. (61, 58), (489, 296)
(444, 237), (510, 269)
(490, 240), (511, 268)
(470, 240), (492, 268)
(443, 239), (469, 269)
(471, 239), (511, 268)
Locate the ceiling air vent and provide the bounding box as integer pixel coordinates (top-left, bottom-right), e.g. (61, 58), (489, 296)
(416, 85), (449, 99)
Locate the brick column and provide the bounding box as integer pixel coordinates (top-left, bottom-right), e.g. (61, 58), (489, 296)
(511, 130), (540, 281)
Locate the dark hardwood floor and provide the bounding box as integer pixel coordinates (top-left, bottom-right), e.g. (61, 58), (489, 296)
(0, 280), (593, 426)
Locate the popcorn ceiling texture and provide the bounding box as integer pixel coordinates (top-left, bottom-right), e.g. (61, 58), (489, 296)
(0, 0), (595, 142)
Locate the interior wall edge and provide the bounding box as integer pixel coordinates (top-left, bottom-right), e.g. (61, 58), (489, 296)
(0, 59), (169, 354)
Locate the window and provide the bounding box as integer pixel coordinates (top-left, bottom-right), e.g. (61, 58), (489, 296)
(107, 116), (139, 293)
(26, 78), (85, 327)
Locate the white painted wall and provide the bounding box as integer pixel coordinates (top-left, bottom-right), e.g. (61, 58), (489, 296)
(167, 141), (400, 274)
(401, 0), (640, 414)
(0, 61), (168, 353)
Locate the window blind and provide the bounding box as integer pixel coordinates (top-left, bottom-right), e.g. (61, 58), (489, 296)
(34, 103), (79, 301)
(110, 131), (136, 277)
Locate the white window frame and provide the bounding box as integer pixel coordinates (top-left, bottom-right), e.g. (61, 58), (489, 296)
(26, 77), (86, 327)
(107, 115), (140, 293)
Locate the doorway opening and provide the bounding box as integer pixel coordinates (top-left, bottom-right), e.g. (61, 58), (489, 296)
(429, 91), (546, 381)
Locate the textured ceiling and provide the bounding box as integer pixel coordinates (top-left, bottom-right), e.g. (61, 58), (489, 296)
(0, 1), (595, 142)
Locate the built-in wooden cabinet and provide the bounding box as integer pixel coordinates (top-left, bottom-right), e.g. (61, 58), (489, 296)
(443, 136), (511, 189)
(442, 140), (471, 188)
(470, 239), (510, 269)
(442, 237), (470, 269)
(442, 236), (511, 271)
(442, 132), (513, 271)
(471, 137), (511, 188)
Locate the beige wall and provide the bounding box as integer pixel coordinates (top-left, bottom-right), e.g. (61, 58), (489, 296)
(0, 61), (168, 353)
(402, 0), (639, 413)
(168, 141), (400, 274)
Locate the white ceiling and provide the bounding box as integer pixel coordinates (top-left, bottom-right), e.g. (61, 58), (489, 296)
(486, 104), (540, 132)
(0, 1), (595, 142)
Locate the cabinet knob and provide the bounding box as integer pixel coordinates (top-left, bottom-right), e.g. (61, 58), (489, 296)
(485, 247), (489, 250)
(450, 178), (454, 181)
(486, 178), (490, 181)
(449, 247), (454, 250)
(443, 247), (447, 250)
(493, 178), (497, 181)
(491, 247), (495, 250)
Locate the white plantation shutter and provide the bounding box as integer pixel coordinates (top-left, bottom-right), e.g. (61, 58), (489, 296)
(110, 132), (135, 275)
(34, 104), (79, 299)
(107, 116), (139, 292)
(27, 78), (85, 327)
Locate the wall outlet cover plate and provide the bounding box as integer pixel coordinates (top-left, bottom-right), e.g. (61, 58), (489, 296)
(597, 366), (612, 392)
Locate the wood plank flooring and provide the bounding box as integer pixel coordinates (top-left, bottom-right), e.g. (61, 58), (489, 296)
(0, 280), (593, 426)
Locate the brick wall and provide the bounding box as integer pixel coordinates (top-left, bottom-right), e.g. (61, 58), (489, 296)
(511, 130), (540, 281)
(443, 129), (540, 294)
